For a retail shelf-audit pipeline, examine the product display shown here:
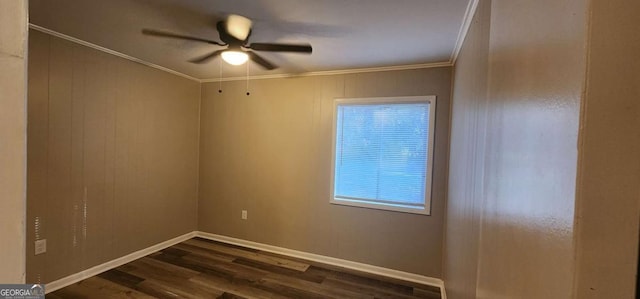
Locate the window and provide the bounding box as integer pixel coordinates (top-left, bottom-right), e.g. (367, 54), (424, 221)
(330, 96), (436, 215)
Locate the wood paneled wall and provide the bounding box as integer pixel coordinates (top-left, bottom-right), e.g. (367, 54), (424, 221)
(198, 67), (452, 278)
(573, 0), (640, 297)
(444, 0), (588, 298)
(442, 1), (491, 297)
(26, 30), (201, 283)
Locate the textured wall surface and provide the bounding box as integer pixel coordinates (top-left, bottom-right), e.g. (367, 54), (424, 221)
(477, 0), (587, 298)
(26, 30), (201, 283)
(443, 0), (490, 298)
(199, 68), (451, 277)
(0, 0), (27, 284)
(573, 0), (640, 297)
(444, 0), (589, 298)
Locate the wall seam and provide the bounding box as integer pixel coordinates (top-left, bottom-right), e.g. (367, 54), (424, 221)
(440, 62), (456, 281)
(571, 0), (595, 297)
(21, 0), (29, 283)
(195, 82), (203, 231)
(474, 0), (491, 295)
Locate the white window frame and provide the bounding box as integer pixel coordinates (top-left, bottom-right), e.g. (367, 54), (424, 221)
(330, 96), (437, 215)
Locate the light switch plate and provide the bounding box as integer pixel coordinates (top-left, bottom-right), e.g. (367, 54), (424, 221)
(241, 210), (248, 220)
(35, 239), (46, 255)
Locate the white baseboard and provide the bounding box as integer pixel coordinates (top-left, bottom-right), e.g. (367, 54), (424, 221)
(45, 231), (197, 293)
(44, 230), (447, 299)
(196, 231), (446, 297)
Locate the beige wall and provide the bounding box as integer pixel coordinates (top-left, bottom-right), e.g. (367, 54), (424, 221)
(445, 0), (588, 298)
(442, 0), (491, 298)
(26, 30), (201, 283)
(573, 0), (640, 297)
(477, 0), (587, 297)
(0, 0), (27, 284)
(199, 68), (451, 277)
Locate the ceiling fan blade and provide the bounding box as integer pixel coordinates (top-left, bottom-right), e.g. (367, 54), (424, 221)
(142, 29), (225, 46)
(189, 49), (226, 64)
(248, 52), (277, 70)
(247, 43), (312, 53)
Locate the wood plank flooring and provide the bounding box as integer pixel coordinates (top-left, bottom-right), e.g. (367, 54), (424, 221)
(49, 237), (442, 299)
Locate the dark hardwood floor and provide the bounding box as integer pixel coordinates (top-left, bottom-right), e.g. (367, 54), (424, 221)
(48, 237), (442, 299)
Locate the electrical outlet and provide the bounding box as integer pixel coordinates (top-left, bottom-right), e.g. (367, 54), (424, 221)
(241, 210), (248, 220)
(35, 239), (47, 255)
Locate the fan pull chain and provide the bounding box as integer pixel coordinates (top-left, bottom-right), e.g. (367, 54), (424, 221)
(218, 59), (223, 93)
(246, 62), (251, 96)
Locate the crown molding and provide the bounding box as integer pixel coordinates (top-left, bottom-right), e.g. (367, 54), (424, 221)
(200, 61), (452, 83)
(29, 24), (455, 83)
(450, 0), (480, 64)
(28, 24), (200, 82)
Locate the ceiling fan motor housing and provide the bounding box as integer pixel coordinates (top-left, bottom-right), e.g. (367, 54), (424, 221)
(225, 14), (252, 41)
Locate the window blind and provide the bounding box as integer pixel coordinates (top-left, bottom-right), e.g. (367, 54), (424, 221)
(334, 103), (430, 206)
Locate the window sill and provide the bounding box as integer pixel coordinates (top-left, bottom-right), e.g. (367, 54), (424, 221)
(330, 198), (430, 215)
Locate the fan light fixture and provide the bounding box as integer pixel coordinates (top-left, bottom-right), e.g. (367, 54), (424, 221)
(221, 50), (249, 65)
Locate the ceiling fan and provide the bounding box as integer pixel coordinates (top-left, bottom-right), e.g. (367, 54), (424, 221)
(142, 14), (312, 70)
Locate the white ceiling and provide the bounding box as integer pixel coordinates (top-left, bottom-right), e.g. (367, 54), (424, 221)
(30, 0), (472, 80)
